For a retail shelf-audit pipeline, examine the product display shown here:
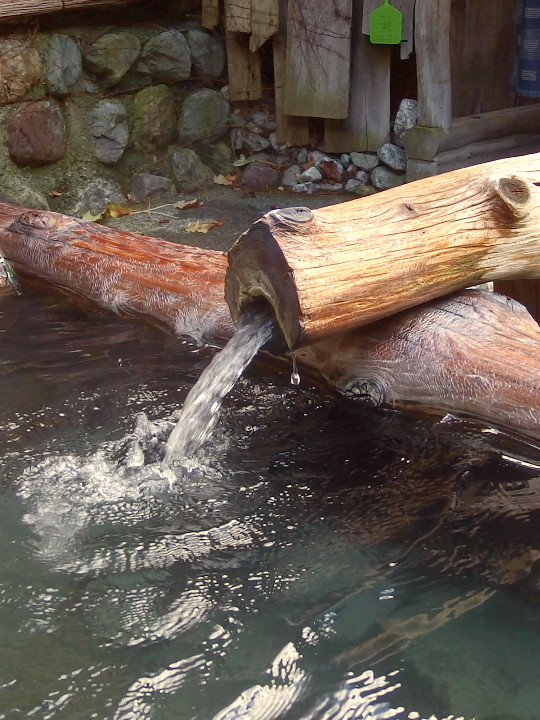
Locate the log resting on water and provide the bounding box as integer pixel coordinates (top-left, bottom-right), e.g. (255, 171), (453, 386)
(225, 153), (540, 349)
(0, 202), (539, 442)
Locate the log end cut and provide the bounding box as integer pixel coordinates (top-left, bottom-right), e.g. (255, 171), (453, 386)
(226, 208), (314, 349)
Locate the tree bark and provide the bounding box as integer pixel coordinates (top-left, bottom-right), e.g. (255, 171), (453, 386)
(225, 153), (540, 350)
(0, 201), (539, 442)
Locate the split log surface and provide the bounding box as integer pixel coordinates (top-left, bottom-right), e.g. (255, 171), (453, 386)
(0, 202), (539, 443)
(226, 153), (540, 350)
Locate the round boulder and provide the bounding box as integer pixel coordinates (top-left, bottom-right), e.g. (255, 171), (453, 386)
(185, 29), (225, 79)
(138, 31), (191, 82)
(84, 32), (141, 87)
(45, 34), (82, 97)
(131, 85), (177, 152)
(178, 88), (230, 143)
(0, 39), (42, 104)
(7, 101), (67, 167)
(172, 148), (214, 191)
(85, 99), (129, 164)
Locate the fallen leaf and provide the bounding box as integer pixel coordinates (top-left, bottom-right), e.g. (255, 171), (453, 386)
(107, 202), (133, 218)
(225, 174), (239, 184)
(213, 174), (233, 186)
(81, 210), (104, 222)
(174, 198), (204, 209)
(232, 155), (253, 168)
(185, 220), (224, 233)
(49, 190), (63, 197)
(157, 218), (171, 224)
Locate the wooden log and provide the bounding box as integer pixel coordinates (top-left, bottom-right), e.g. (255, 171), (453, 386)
(296, 289), (540, 442)
(283, 0), (353, 119)
(0, 204), (234, 345)
(225, 153), (540, 350)
(0, 202), (538, 442)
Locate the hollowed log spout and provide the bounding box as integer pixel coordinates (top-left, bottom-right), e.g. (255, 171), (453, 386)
(0, 201), (539, 441)
(226, 153), (540, 350)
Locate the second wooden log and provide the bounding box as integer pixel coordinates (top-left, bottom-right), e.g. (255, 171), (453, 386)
(225, 153), (540, 349)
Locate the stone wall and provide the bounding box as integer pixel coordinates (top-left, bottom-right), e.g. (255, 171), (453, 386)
(0, 4), (420, 219)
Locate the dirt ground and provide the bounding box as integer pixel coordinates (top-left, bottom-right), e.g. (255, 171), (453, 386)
(104, 186), (350, 253)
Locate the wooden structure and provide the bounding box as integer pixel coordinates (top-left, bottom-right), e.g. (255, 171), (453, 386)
(226, 153), (540, 348)
(0, 0), (141, 18)
(0, 200), (539, 442)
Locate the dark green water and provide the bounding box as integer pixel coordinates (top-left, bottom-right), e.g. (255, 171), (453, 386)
(1, 292), (540, 720)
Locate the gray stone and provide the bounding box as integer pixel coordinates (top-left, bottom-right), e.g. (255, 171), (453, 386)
(0, 177), (49, 210)
(296, 147), (308, 164)
(68, 178), (127, 218)
(371, 165), (406, 190)
(0, 39), (42, 104)
(196, 140), (235, 174)
(230, 127), (245, 151)
(138, 31), (191, 82)
(350, 152), (379, 171)
(178, 88), (230, 143)
(85, 99), (128, 164)
(394, 98), (418, 146)
(268, 132), (279, 150)
(299, 166), (322, 182)
(275, 155), (290, 166)
(281, 164), (302, 187)
(318, 183), (343, 192)
(241, 162), (280, 190)
(172, 148), (214, 190)
(377, 143), (407, 171)
(45, 34), (82, 97)
(355, 184), (378, 197)
(249, 110), (276, 132)
(243, 131), (271, 153)
(7, 100), (66, 167)
(345, 179), (364, 193)
(292, 182), (315, 194)
(406, 158), (438, 182)
(130, 173), (176, 202)
(355, 170), (369, 183)
(132, 85), (176, 152)
(84, 32), (141, 87)
(185, 29), (225, 79)
(340, 153), (351, 167)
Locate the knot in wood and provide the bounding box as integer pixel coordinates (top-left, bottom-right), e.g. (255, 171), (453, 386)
(270, 207), (313, 224)
(16, 211), (56, 231)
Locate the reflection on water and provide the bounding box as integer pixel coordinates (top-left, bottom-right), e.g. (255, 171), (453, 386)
(1, 293), (540, 720)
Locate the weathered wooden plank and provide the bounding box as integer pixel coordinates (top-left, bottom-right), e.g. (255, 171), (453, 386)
(495, 280), (540, 324)
(202, 0), (220, 29)
(273, 35), (310, 146)
(450, 0), (517, 117)
(283, 0), (353, 119)
(250, 0), (280, 51)
(325, 0), (390, 153)
(224, 0), (252, 33)
(226, 30), (262, 102)
(415, 0), (452, 129)
(0, 0), (139, 16)
(226, 153), (540, 349)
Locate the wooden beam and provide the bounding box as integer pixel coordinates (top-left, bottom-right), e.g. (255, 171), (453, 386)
(273, 35), (310, 146)
(325, 0), (390, 153)
(283, 0), (353, 119)
(226, 30), (262, 102)
(250, 0), (280, 51)
(225, 153), (540, 349)
(202, 0), (220, 29)
(224, 0), (251, 33)
(415, 0), (452, 130)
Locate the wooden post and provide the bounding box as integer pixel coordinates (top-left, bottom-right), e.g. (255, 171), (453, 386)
(415, 0), (452, 130)
(225, 153), (540, 349)
(0, 201), (539, 441)
(226, 30), (262, 102)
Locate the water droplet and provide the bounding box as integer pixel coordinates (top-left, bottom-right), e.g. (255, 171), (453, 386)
(290, 372), (300, 386)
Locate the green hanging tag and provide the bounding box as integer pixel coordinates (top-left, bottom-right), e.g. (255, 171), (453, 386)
(369, 0), (403, 45)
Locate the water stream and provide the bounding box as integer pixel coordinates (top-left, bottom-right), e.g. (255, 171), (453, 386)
(2, 294), (540, 720)
(164, 306), (275, 462)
